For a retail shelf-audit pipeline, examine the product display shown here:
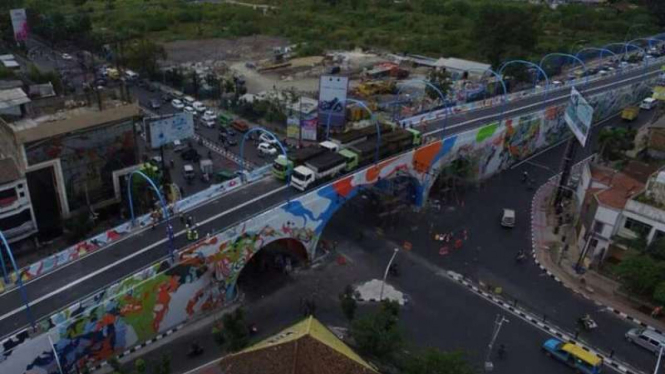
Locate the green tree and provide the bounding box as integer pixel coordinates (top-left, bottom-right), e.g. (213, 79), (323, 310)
(426, 68), (451, 101)
(597, 127), (636, 162)
(221, 308), (250, 352)
(133, 359), (146, 374)
(646, 0), (665, 27)
(654, 281), (665, 305)
(472, 4), (540, 68)
(616, 254), (665, 296)
(350, 300), (403, 360)
(647, 237), (665, 261)
(339, 285), (357, 321)
(124, 39), (167, 78)
(403, 349), (476, 374)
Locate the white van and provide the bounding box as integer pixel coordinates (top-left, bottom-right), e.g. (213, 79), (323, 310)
(125, 70), (139, 81)
(183, 164), (195, 180)
(640, 97), (657, 110)
(626, 328), (665, 354)
(501, 209), (515, 228)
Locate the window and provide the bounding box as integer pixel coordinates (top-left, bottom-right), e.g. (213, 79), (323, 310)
(593, 221), (604, 234)
(624, 218), (652, 237)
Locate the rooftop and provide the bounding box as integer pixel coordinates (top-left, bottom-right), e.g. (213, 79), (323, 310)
(434, 57), (491, 73)
(214, 317), (378, 374)
(589, 164), (645, 210)
(0, 88), (30, 110)
(8, 95), (139, 144)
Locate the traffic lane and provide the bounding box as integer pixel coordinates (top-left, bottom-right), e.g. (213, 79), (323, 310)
(422, 64), (661, 138)
(392, 114), (656, 369)
(0, 178), (289, 338)
(325, 212), (583, 374)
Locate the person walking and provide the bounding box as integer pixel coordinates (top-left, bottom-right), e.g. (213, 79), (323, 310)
(522, 171), (529, 183)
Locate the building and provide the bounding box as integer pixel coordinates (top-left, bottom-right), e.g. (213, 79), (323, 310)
(211, 316), (378, 374)
(0, 158), (37, 243)
(0, 87), (140, 241)
(575, 161), (662, 263)
(434, 57), (493, 80)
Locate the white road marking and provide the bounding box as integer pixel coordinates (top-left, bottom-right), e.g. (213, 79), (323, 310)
(0, 185), (288, 324)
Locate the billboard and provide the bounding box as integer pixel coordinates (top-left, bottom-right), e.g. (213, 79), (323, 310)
(654, 86), (665, 101)
(10, 9), (28, 42)
(147, 112), (194, 149)
(286, 117), (318, 141)
(318, 75), (349, 128)
(564, 87), (593, 147)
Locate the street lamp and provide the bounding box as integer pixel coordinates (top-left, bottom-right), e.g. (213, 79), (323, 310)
(379, 248), (399, 301)
(654, 346), (664, 374)
(484, 314), (509, 372)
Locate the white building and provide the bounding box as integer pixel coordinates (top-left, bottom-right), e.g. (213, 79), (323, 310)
(576, 161), (664, 263)
(0, 158), (37, 243)
(434, 58), (493, 80)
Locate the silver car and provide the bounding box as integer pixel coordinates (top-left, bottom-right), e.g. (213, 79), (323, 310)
(626, 328), (665, 355)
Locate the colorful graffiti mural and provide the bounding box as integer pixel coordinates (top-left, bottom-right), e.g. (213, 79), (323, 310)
(0, 77), (655, 374)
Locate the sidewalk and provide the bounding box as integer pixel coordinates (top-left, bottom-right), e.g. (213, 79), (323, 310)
(531, 179), (665, 333)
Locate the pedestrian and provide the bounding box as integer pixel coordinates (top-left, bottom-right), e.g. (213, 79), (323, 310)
(180, 185), (185, 198)
(170, 159), (175, 169)
(574, 328), (580, 339)
(187, 215), (193, 227)
(179, 212), (185, 224)
(454, 239), (463, 249)
(522, 171), (529, 182)
(207, 150), (212, 159)
(651, 305), (663, 318)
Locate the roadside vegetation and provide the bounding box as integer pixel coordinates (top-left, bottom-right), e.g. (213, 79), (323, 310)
(0, 0), (663, 68)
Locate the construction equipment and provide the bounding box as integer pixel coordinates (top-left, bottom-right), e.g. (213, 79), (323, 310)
(621, 106), (640, 121)
(353, 80), (397, 98)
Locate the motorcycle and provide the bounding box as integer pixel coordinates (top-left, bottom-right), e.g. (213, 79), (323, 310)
(577, 315), (597, 331)
(515, 251), (526, 263)
(187, 342), (204, 358)
(388, 263), (400, 277)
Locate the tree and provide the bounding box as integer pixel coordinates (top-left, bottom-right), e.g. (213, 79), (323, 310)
(597, 127), (636, 162)
(133, 359), (146, 374)
(616, 254), (665, 296)
(646, 0), (665, 27)
(654, 281), (665, 305)
(647, 237), (665, 261)
(402, 349), (476, 374)
(339, 285), (357, 321)
(350, 300), (403, 360)
(124, 39), (167, 78)
(221, 308), (250, 352)
(426, 68), (451, 101)
(472, 4), (540, 68)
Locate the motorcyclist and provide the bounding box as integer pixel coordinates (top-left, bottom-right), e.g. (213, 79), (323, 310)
(515, 250), (526, 262)
(497, 344), (506, 359)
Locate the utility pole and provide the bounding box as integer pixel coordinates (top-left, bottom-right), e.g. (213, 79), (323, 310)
(653, 345), (663, 374)
(553, 137), (577, 211)
(484, 314), (509, 372)
(379, 248), (399, 301)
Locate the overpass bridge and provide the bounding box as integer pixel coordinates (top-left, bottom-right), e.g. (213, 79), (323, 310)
(0, 58), (661, 374)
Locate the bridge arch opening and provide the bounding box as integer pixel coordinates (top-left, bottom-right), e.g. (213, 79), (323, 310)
(236, 238), (308, 301)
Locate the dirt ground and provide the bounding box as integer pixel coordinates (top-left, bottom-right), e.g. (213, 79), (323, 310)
(162, 35), (289, 65)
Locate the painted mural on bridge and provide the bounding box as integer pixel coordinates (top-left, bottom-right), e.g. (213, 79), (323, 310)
(0, 78), (654, 374)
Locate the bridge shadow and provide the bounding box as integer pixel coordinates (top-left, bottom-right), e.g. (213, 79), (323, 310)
(236, 238), (308, 302)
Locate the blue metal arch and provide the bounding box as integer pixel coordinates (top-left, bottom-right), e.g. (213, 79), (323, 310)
(460, 68), (508, 120)
(626, 37), (661, 51)
(126, 169), (175, 262)
(574, 47), (618, 63)
(393, 78), (451, 133)
(540, 53), (588, 86)
(498, 59), (550, 91)
(239, 127), (288, 180)
(603, 42), (644, 59)
(324, 98), (382, 163)
(0, 230), (36, 328)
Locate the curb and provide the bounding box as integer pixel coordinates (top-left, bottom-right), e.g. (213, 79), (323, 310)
(530, 175), (665, 337)
(88, 323), (186, 371)
(446, 271), (643, 374)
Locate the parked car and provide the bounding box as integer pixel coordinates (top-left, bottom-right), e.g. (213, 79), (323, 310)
(193, 101), (206, 113)
(501, 209), (515, 228)
(220, 126), (236, 137)
(259, 133), (279, 146)
(184, 106), (196, 116)
(149, 99), (161, 109)
(172, 99), (185, 110)
(226, 137), (238, 146)
(202, 118), (216, 129)
(257, 142), (277, 157)
(173, 140), (186, 153)
(202, 110), (217, 122)
(61, 53), (73, 60)
(231, 120), (249, 133)
(183, 95), (196, 106)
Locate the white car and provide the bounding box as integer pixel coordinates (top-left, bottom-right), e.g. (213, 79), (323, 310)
(551, 80), (563, 87)
(202, 110), (217, 122)
(257, 142), (277, 157)
(184, 106), (196, 115)
(202, 118), (216, 128)
(183, 95), (196, 106)
(171, 99), (184, 110)
(61, 53), (73, 60)
(193, 101), (206, 113)
(259, 133), (279, 146)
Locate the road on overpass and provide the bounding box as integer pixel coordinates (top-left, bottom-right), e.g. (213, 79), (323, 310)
(0, 62), (660, 343)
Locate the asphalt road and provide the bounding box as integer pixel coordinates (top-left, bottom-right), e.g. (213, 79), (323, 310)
(336, 110), (661, 372)
(0, 58), (660, 347)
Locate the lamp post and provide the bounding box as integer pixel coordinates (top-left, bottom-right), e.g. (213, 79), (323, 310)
(484, 314), (509, 372)
(48, 335), (65, 374)
(654, 346), (664, 374)
(379, 248), (399, 301)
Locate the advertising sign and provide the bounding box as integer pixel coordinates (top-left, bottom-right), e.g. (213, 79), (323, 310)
(318, 75), (349, 128)
(301, 117), (318, 141)
(564, 87), (593, 147)
(147, 112), (194, 149)
(10, 9), (28, 42)
(287, 117), (299, 139)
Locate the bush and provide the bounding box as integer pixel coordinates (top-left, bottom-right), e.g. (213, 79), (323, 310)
(221, 308), (250, 352)
(350, 300), (403, 361)
(654, 281), (665, 306)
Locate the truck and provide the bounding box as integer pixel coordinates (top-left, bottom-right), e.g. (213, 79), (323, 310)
(329, 124), (394, 150)
(218, 112), (233, 127)
(272, 146), (326, 180)
(340, 128), (421, 171)
(621, 106), (640, 121)
(290, 151), (347, 191)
